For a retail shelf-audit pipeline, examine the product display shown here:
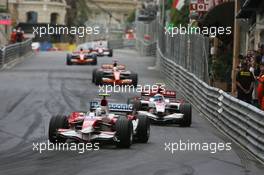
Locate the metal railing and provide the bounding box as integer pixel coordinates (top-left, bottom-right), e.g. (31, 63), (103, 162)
(0, 39), (32, 68)
(158, 24), (210, 82)
(157, 37), (264, 163)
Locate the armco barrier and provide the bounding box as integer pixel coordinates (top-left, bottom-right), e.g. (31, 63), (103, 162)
(157, 45), (264, 162)
(0, 39), (32, 68)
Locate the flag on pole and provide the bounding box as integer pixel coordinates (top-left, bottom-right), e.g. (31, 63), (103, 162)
(172, 0), (185, 10)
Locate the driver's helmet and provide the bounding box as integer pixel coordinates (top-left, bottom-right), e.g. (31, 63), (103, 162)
(95, 107), (102, 116)
(101, 108), (106, 115)
(113, 60), (118, 67)
(80, 48), (83, 52)
(153, 94), (163, 102)
(113, 66), (118, 71)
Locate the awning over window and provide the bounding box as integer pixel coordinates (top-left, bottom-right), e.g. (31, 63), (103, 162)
(200, 1), (235, 43)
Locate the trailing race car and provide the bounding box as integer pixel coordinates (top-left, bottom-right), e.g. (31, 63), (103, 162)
(131, 85), (192, 127)
(92, 61), (138, 86)
(48, 95), (150, 148)
(66, 49), (97, 65)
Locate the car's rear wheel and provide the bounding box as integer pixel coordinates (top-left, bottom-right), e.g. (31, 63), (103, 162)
(92, 69), (97, 83)
(130, 73), (138, 86)
(135, 115), (150, 143)
(49, 115), (69, 143)
(115, 117), (133, 148)
(91, 55), (97, 65)
(108, 49), (113, 57)
(179, 103), (192, 127)
(132, 99), (142, 112)
(66, 54), (72, 65)
(95, 71), (103, 85)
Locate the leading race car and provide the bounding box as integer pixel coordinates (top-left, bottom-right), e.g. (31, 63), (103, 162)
(48, 95), (150, 148)
(131, 84), (192, 127)
(66, 48), (97, 65)
(92, 60), (138, 86)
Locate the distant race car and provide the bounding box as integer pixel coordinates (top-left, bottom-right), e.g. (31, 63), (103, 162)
(94, 46), (113, 57)
(92, 61), (138, 86)
(93, 41), (113, 57)
(66, 49), (97, 65)
(48, 95), (150, 148)
(131, 85), (192, 127)
(77, 40), (113, 57)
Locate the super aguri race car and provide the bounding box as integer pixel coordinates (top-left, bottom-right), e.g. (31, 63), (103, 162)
(92, 61), (138, 86)
(48, 95), (150, 148)
(131, 84), (192, 127)
(66, 49), (97, 65)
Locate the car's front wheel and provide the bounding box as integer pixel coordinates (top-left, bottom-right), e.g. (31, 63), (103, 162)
(115, 117), (133, 148)
(49, 115), (69, 143)
(135, 115), (150, 143)
(179, 103), (192, 127)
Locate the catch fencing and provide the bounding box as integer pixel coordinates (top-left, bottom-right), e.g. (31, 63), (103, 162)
(157, 30), (264, 163)
(135, 19), (157, 56)
(0, 39), (32, 68)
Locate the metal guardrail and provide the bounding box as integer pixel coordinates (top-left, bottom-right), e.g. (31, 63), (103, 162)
(0, 39), (32, 69)
(157, 43), (264, 163)
(135, 15), (264, 163)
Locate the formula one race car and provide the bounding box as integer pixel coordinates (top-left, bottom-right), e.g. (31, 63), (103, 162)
(92, 61), (138, 86)
(48, 95), (150, 148)
(94, 46), (113, 57)
(66, 48), (97, 65)
(93, 41), (113, 57)
(131, 84), (192, 127)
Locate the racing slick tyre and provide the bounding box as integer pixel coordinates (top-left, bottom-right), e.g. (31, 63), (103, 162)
(132, 99), (142, 112)
(66, 54), (72, 65)
(95, 71), (103, 85)
(115, 117), (133, 148)
(49, 115), (69, 143)
(108, 49), (113, 57)
(130, 73), (138, 86)
(92, 69), (97, 83)
(179, 103), (192, 127)
(135, 115), (150, 143)
(91, 55), (97, 65)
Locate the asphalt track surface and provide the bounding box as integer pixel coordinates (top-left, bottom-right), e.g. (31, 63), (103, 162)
(0, 49), (263, 175)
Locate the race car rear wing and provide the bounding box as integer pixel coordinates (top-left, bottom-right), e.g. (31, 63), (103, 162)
(90, 101), (133, 112)
(141, 90), (176, 99)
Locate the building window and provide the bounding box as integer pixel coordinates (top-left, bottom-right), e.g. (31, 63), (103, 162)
(50, 13), (59, 24)
(26, 11), (38, 24)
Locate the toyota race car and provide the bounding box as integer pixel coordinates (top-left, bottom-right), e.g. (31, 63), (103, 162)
(66, 49), (97, 65)
(131, 85), (192, 127)
(48, 95), (150, 148)
(92, 61), (138, 86)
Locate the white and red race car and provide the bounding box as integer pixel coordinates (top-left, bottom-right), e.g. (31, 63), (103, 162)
(92, 62), (138, 86)
(131, 85), (192, 127)
(93, 41), (113, 57)
(48, 97), (150, 148)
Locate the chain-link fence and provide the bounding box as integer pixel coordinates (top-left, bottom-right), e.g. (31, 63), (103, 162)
(158, 24), (210, 82)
